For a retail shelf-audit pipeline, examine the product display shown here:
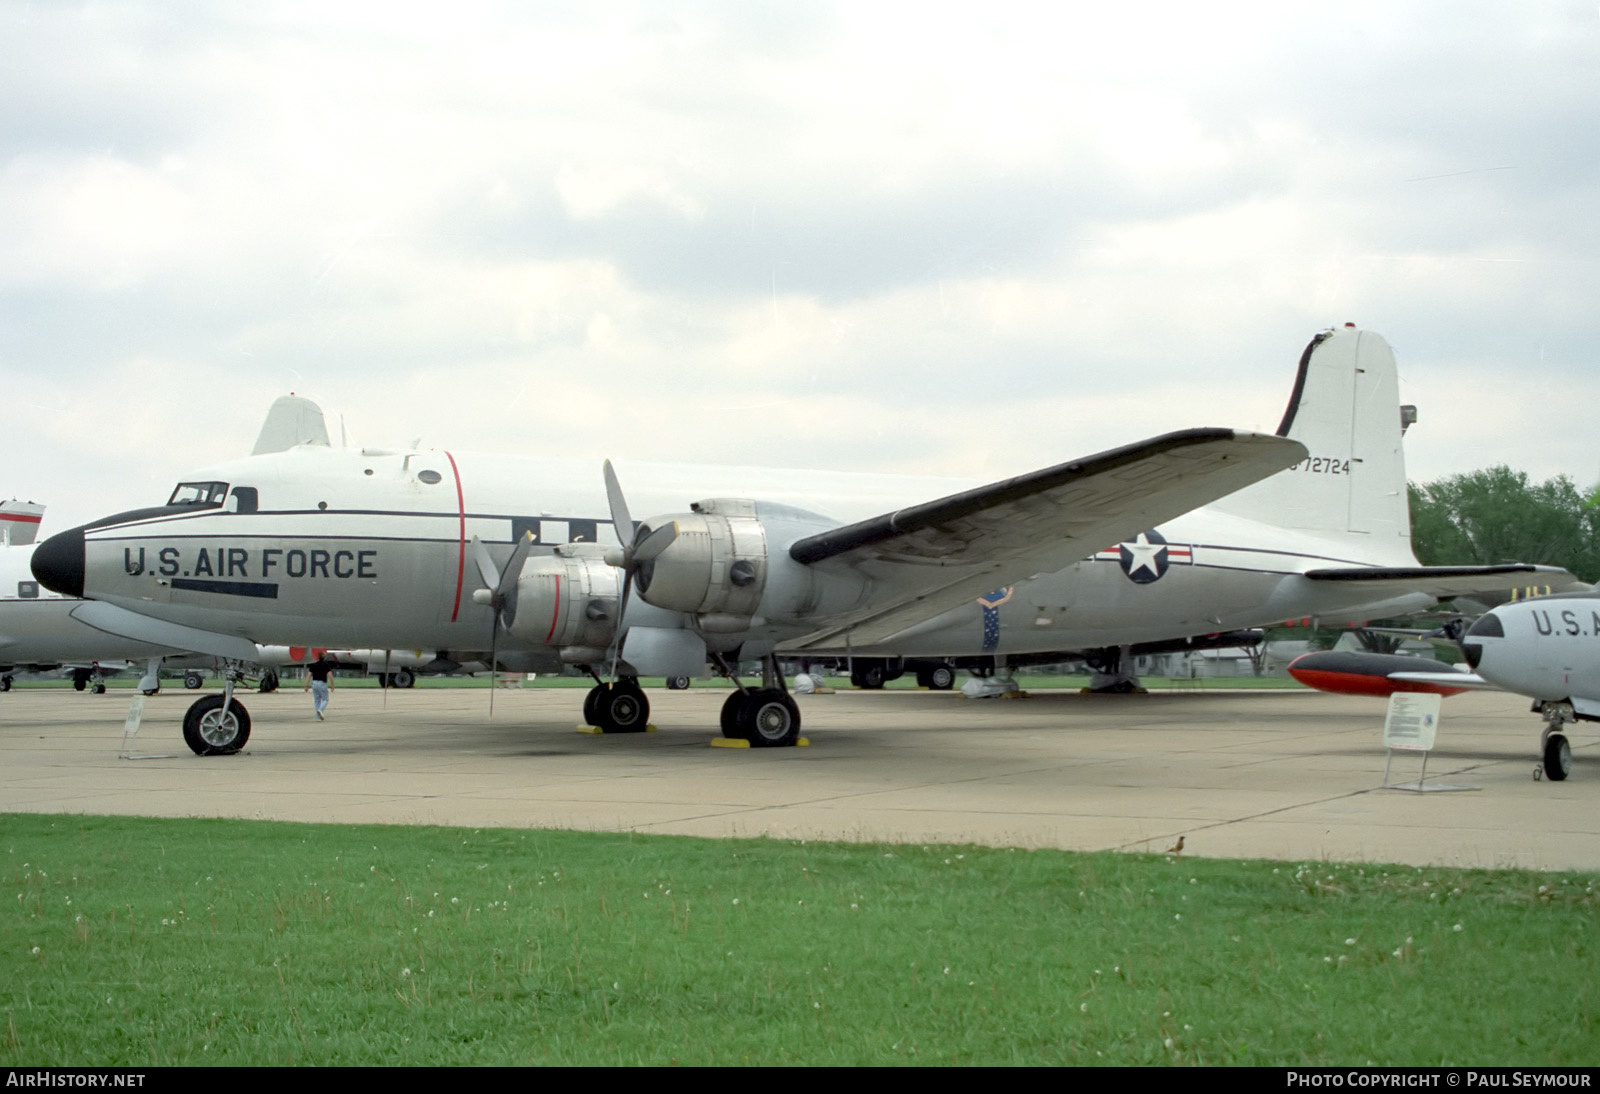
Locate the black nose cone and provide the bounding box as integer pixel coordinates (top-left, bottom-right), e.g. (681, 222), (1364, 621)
(31, 526), (86, 598)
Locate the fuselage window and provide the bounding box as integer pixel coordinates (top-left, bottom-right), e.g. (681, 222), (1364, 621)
(167, 481), (230, 508)
(17, 581), (38, 599)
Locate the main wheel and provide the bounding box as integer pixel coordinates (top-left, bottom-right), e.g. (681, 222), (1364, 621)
(259, 671), (278, 694)
(851, 663), (886, 689)
(393, 668), (416, 689)
(376, 673), (391, 688)
(91, 682), (106, 694)
(182, 694), (252, 756)
(593, 681), (649, 734)
(1544, 733), (1572, 782)
(184, 672), (203, 690)
(0, 675), (10, 692)
(73, 670), (89, 692)
(720, 691), (750, 739)
(666, 675), (690, 690)
(583, 685), (605, 727)
(738, 688), (801, 747)
(917, 664), (956, 690)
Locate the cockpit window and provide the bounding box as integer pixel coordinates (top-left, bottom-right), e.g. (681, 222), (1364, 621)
(228, 487), (259, 514)
(166, 481), (230, 508)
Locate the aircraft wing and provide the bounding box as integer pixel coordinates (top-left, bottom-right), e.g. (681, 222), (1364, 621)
(783, 428), (1307, 648)
(68, 601), (260, 662)
(1389, 670), (1497, 691)
(1302, 565), (1584, 598)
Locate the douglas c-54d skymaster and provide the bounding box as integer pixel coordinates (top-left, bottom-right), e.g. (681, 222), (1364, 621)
(31, 326), (1579, 754)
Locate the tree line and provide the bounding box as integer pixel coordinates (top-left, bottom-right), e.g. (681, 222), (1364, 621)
(1409, 466), (1600, 585)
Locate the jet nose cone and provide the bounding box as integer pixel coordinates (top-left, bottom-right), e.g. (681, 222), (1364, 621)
(31, 525), (86, 598)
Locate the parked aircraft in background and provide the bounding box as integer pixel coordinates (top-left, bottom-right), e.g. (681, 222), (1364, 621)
(1, 500), (43, 548)
(33, 326), (1580, 755)
(1289, 591), (1600, 781)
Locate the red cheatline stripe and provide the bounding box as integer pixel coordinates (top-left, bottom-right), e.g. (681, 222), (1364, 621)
(0, 513), (42, 524)
(446, 451), (465, 622)
(545, 575), (561, 644)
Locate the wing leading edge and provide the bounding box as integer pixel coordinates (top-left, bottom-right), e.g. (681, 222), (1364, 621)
(784, 428), (1308, 649)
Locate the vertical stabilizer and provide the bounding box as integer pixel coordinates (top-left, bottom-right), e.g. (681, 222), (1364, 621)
(0, 500), (45, 547)
(252, 395), (332, 455)
(1212, 327), (1415, 560)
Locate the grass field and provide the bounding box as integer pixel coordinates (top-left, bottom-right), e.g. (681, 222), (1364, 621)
(4, 814), (1596, 1066)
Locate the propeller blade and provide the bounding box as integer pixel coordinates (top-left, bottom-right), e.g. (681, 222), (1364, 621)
(633, 521), (678, 564)
(469, 536), (500, 592)
(496, 531), (534, 630)
(498, 531), (534, 597)
(608, 569), (634, 682)
(603, 460), (633, 551)
(488, 615), (499, 719)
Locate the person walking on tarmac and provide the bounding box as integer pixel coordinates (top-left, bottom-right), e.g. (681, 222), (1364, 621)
(304, 653), (339, 720)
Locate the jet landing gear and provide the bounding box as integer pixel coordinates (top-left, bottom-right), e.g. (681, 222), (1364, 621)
(181, 666), (252, 756)
(1535, 701), (1575, 782)
(715, 654), (801, 747)
(582, 676), (650, 734)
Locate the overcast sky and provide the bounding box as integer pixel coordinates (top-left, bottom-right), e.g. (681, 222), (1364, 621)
(6, 0), (1599, 532)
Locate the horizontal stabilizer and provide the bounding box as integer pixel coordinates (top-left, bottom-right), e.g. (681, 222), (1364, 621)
(1303, 564), (1583, 599)
(786, 428), (1307, 648)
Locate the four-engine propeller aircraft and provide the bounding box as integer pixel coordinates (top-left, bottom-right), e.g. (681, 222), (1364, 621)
(1290, 592), (1600, 781)
(32, 326), (1579, 754)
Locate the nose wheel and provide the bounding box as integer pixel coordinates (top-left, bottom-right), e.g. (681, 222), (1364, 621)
(182, 693), (252, 755)
(1538, 702), (1576, 782)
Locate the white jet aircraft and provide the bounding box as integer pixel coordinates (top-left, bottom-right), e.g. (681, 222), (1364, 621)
(1460, 594), (1600, 780)
(31, 326), (1579, 753)
(1288, 592), (1600, 782)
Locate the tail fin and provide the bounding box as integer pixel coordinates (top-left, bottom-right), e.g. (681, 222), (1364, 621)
(1212, 326), (1417, 562)
(0, 499), (44, 547)
(251, 395), (331, 456)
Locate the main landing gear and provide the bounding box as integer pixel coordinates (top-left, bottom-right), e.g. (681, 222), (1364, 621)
(1083, 645), (1146, 694)
(1535, 701), (1575, 782)
(715, 654), (801, 747)
(72, 667), (106, 694)
(578, 655), (804, 746)
(582, 676), (650, 734)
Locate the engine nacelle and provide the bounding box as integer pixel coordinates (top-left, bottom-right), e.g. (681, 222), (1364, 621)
(636, 500), (768, 616)
(633, 499), (868, 626)
(509, 551), (622, 651)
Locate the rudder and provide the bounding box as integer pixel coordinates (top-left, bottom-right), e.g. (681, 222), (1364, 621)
(1212, 327), (1416, 561)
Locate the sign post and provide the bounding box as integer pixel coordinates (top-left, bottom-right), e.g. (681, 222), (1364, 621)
(1381, 692), (1475, 792)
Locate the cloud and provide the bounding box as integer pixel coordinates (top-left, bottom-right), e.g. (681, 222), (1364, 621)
(6, 0), (1600, 535)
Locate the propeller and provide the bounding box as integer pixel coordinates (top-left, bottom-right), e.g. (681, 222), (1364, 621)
(601, 460), (678, 679)
(469, 531), (534, 716)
